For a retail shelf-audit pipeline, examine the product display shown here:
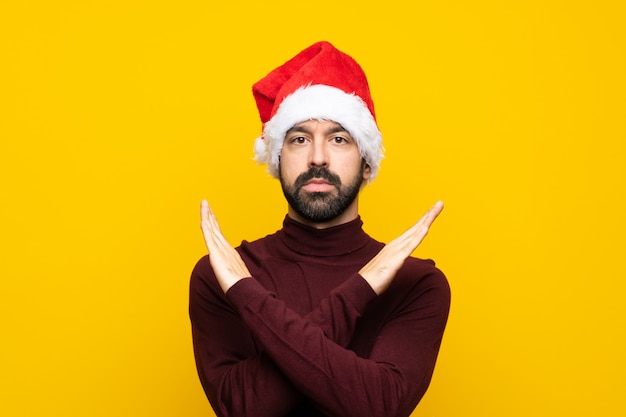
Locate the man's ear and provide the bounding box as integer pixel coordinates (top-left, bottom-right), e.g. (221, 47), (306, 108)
(362, 159), (371, 181)
(361, 158), (372, 185)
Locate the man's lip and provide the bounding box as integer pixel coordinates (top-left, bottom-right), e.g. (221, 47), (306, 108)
(302, 178), (335, 192)
(306, 178), (331, 185)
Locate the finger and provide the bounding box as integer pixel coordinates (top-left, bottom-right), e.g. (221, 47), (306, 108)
(400, 200), (444, 237)
(201, 201), (233, 254)
(200, 200), (221, 231)
(391, 201), (444, 252)
(208, 205), (222, 234)
(415, 200), (444, 237)
(421, 200), (444, 229)
(200, 200), (214, 237)
(200, 200), (222, 252)
(200, 199), (209, 222)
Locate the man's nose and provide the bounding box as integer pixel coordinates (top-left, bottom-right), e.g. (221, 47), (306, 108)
(308, 140), (328, 167)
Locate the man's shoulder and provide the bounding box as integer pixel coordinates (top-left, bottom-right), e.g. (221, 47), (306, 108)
(402, 256), (441, 273)
(236, 230), (282, 265)
(396, 256), (450, 294)
(382, 256), (451, 315)
(237, 231), (277, 248)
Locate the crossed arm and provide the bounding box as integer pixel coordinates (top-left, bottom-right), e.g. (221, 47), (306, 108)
(192, 201), (446, 417)
(200, 199), (444, 295)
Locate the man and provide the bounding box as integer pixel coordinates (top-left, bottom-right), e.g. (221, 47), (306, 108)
(190, 41), (450, 417)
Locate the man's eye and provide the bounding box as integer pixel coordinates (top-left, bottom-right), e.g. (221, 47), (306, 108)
(332, 136), (348, 144)
(290, 136), (306, 144)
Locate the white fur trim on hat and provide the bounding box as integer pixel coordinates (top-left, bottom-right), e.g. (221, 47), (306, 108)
(253, 84), (384, 182)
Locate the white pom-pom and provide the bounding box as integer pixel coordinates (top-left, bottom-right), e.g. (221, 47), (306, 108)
(253, 136), (268, 165)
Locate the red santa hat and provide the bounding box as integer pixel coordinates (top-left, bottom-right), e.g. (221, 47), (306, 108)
(252, 41), (384, 182)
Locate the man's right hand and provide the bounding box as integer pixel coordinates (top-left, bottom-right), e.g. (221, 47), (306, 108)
(358, 201), (444, 295)
(200, 199), (252, 293)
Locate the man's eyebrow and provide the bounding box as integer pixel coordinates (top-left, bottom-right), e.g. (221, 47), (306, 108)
(286, 125), (312, 135)
(325, 124), (349, 135)
(285, 123), (349, 136)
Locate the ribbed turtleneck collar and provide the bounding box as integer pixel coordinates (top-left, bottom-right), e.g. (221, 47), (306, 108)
(276, 215), (371, 257)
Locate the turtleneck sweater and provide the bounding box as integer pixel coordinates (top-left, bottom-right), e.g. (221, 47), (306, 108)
(189, 215), (450, 417)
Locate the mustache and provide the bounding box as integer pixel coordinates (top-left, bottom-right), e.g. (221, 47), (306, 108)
(294, 167), (342, 189)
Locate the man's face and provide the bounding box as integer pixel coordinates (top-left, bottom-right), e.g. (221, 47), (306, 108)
(279, 119), (370, 225)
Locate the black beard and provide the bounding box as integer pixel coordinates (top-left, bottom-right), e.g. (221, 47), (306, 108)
(280, 165), (364, 223)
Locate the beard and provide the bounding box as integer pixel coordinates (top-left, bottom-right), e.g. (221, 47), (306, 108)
(280, 163), (365, 223)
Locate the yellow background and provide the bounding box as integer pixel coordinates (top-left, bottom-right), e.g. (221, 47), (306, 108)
(2, 1), (625, 416)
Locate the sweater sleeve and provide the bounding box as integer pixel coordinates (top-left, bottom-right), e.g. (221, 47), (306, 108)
(300, 272), (377, 347)
(189, 256), (303, 417)
(226, 264), (451, 417)
(189, 256), (377, 417)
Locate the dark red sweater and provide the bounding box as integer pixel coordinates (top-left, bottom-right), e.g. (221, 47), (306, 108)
(189, 216), (450, 417)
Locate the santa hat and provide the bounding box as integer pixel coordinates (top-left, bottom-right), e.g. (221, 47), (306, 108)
(252, 41), (384, 182)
